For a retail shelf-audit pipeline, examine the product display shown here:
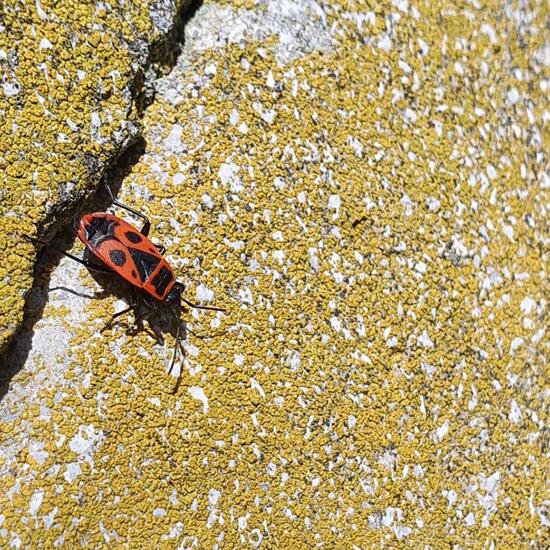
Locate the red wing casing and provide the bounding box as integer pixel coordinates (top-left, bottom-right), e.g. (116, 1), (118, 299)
(77, 213), (175, 301)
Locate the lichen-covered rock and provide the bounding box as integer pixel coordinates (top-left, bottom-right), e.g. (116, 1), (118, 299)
(1, 0), (549, 547)
(0, 0), (191, 355)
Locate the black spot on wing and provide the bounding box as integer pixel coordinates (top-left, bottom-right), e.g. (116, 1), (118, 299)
(151, 266), (173, 297)
(128, 247), (161, 282)
(109, 249), (126, 267)
(125, 231), (142, 243)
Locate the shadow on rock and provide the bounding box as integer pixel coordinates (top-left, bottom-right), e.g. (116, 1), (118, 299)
(0, 138), (187, 401)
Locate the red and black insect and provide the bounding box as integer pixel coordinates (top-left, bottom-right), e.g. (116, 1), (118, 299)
(26, 184), (224, 381)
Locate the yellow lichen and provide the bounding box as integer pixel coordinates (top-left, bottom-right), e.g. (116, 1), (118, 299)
(1, 0), (548, 547)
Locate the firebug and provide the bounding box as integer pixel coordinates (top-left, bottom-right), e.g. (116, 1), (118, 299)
(26, 184), (224, 384)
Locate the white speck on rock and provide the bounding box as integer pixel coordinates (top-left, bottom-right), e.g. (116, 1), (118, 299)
(386, 336), (398, 348)
(274, 177), (286, 190)
(403, 108), (417, 123)
(238, 515), (248, 530)
(69, 425), (103, 466)
(43, 507), (58, 530)
(201, 193), (213, 209)
(400, 194), (413, 216)
(520, 297), (536, 315)
(435, 420), (449, 441)
(481, 471), (500, 494)
(481, 22), (497, 44)
(229, 109), (240, 125)
(534, 43), (550, 66)
(308, 248), (319, 272)
(507, 87), (520, 104)
(206, 488), (221, 528)
(417, 37), (429, 55)
(446, 489), (457, 507)
(510, 337), (523, 353)
(39, 37), (53, 49)
(468, 385), (478, 411)
(502, 224), (514, 241)
(250, 377), (265, 398)
(531, 328), (545, 344)
(418, 330), (434, 348)
(249, 528), (263, 548)
(196, 284), (214, 302)
(394, 525), (411, 540)
(287, 351), (301, 372)
(28, 441), (48, 466)
(328, 194), (340, 211)
(238, 286), (254, 305)
(382, 507), (395, 527)
(486, 164), (497, 179)
(204, 62), (217, 75)
(164, 124), (185, 154)
(261, 109), (276, 124)
(348, 136), (363, 157)
(426, 196), (440, 211)
(330, 316), (341, 332)
(90, 112), (103, 143)
(35, 0), (49, 20)
(509, 399), (521, 424)
(2, 79), (20, 97)
(183, 342), (199, 358)
(28, 490), (43, 516)
(218, 162), (243, 192)
(64, 462), (82, 483)
(378, 35), (392, 51)
(172, 173), (184, 185)
(188, 386), (209, 413)
(273, 250), (285, 263)
(415, 261), (427, 274)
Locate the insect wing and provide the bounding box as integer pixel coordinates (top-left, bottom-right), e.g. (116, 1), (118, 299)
(77, 213), (175, 299)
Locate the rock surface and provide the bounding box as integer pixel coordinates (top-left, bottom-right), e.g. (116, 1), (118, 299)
(1, 0), (549, 547)
(0, 0), (191, 355)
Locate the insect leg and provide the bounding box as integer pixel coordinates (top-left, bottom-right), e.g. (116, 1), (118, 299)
(25, 236), (113, 274)
(101, 305), (134, 333)
(172, 335), (186, 395)
(133, 306), (158, 328)
(156, 245), (166, 255)
(168, 309), (185, 394)
(168, 317), (181, 376)
(105, 183), (151, 237)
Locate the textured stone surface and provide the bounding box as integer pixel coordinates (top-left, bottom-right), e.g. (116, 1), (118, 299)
(1, 0), (549, 547)
(0, 0), (191, 355)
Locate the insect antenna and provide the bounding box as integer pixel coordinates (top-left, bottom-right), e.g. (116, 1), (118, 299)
(166, 297), (224, 392)
(181, 298), (225, 312)
(167, 306), (187, 394)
